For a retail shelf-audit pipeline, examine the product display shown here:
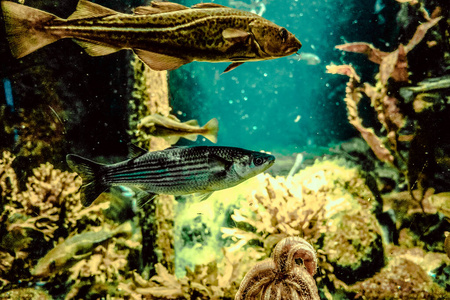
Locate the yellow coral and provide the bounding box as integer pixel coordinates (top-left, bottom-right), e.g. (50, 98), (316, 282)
(0, 151), (18, 203)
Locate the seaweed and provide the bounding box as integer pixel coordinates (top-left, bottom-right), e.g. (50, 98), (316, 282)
(328, 9), (445, 209)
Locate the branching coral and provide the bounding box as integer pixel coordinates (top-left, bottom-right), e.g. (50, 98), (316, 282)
(0, 154), (88, 271)
(14, 162), (83, 239)
(0, 152), (137, 295)
(222, 159), (383, 294)
(64, 223), (140, 299)
(0, 151), (18, 207)
(119, 247), (248, 299)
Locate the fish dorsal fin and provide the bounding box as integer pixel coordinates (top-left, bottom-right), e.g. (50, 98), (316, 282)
(74, 40), (121, 56)
(128, 143), (147, 158)
(184, 119), (199, 126)
(68, 0), (119, 20)
(223, 62), (244, 73)
(134, 2), (189, 15)
(134, 49), (191, 71)
(192, 3), (227, 8)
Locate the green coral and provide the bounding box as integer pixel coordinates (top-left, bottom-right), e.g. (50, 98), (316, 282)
(349, 257), (450, 299)
(323, 210), (384, 284)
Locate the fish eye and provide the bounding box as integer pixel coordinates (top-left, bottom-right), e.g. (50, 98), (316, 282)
(279, 28), (288, 42)
(253, 157), (264, 166)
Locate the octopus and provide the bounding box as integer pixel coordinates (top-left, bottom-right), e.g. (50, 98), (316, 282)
(235, 236), (320, 300)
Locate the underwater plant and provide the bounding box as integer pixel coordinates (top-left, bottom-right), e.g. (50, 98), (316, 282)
(328, 4), (446, 209)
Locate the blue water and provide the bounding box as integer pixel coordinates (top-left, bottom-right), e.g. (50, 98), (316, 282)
(170, 0), (398, 154)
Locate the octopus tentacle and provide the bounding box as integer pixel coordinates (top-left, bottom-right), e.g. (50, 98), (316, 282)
(235, 237), (320, 300)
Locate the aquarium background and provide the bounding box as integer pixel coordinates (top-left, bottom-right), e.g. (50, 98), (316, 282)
(170, 0), (399, 154)
(1, 0), (450, 299)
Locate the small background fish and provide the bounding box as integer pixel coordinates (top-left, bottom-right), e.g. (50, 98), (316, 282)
(137, 114), (219, 144)
(289, 52), (321, 65)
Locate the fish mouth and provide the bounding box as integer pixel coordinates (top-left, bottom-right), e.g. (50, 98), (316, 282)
(267, 154), (276, 166)
(286, 46), (301, 55)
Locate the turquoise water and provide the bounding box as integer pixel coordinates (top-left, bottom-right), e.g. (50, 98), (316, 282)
(170, 0), (398, 154)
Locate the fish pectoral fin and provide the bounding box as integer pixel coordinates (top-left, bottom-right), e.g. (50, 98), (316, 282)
(74, 40), (121, 56)
(134, 2), (189, 15)
(211, 154), (234, 170)
(192, 3), (227, 8)
(222, 28), (251, 43)
(184, 119), (199, 126)
(192, 191), (214, 202)
(68, 0), (118, 20)
(134, 49), (190, 71)
(223, 62), (244, 73)
(136, 190), (158, 208)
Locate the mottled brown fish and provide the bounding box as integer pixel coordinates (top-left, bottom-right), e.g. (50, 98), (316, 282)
(137, 114), (219, 144)
(1, 0), (302, 72)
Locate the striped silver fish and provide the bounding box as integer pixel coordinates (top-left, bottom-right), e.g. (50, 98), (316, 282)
(66, 145), (275, 206)
(1, 0), (301, 72)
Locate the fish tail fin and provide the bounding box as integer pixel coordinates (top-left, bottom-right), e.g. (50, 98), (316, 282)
(1, 1), (62, 58)
(202, 118), (219, 143)
(66, 154), (108, 207)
